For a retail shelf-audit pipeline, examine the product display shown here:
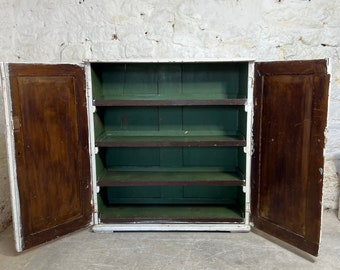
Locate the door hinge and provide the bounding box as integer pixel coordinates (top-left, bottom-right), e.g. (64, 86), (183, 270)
(13, 116), (21, 132)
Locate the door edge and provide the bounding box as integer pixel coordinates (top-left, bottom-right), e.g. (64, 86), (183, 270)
(1, 63), (23, 252)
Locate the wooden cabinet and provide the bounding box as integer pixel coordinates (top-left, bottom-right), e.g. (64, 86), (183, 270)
(91, 62), (251, 224)
(2, 60), (329, 256)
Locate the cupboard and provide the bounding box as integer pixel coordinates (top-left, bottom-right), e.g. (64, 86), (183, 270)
(1, 59), (329, 256)
(91, 62), (251, 226)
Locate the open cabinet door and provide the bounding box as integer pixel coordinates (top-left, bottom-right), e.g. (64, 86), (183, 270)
(252, 60), (329, 256)
(2, 64), (92, 251)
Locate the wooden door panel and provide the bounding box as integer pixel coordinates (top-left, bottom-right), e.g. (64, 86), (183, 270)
(259, 75), (312, 236)
(9, 64), (92, 250)
(252, 60), (329, 256)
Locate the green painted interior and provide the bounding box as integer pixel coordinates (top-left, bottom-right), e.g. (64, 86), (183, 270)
(92, 62), (248, 221)
(101, 186), (242, 204)
(99, 147), (241, 168)
(98, 169), (245, 185)
(98, 196), (244, 222)
(91, 62), (248, 100)
(95, 106), (246, 138)
(101, 186), (240, 205)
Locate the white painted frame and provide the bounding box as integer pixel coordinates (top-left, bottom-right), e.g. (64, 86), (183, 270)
(85, 63), (99, 225)
(93, 223), (250, 232)
(88, 59), (254, 232)
(244, 61), (254, 226)
(1, 63), (23, 252)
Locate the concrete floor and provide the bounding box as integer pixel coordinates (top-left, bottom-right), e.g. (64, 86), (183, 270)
(0, 210), (339, 270)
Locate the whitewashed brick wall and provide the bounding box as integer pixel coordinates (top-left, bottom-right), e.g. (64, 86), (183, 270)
(1, 0), (340, 230)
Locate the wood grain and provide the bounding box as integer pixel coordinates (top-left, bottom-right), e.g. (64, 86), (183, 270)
(9, 64), (91, 250)
(252, 60), (329, 256)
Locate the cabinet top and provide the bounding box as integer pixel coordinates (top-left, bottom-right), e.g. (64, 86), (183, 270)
(83, 58), (255, 64)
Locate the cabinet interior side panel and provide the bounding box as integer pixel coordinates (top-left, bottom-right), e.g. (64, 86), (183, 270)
(91, 67), (103, 100)
(238, 63), (249, 99)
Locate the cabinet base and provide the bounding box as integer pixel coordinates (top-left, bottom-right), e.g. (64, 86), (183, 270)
(92, 223), (251, 232)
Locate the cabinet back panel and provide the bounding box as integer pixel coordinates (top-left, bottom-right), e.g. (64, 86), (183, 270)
(103, 148), (160, 167)
(100, 107), (160, 131)
(101, 147), (239, 169)
(158, 64), (182, 96)
(182, 63), (239, 97)
(101, 64), (125, 96)
(97, 106), (245, 135)
(238, 147), (246, 175)
(124, 64), (158, 95)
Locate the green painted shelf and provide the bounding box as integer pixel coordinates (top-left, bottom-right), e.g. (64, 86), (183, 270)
(95, 132), (246, 147)
(94, 97), (246, 106)
(97, 167), (245, 186)
(99, 203), (244, 223)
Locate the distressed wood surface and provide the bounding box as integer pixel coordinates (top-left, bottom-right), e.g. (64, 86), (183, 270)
(252, 60), (329, 256)
(9, 64), (92, 250)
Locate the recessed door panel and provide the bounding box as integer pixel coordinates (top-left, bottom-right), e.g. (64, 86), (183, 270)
(8, 64), (92, 251)
(252, 60), (329, 256)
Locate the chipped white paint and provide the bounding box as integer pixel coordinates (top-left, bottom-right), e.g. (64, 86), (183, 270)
(85, 63), (99, 225)
(0, 65), (12, 233)
(1, 63), (23, 251)
(1, 0), (340, 231)
(244, 62), (254, 225)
